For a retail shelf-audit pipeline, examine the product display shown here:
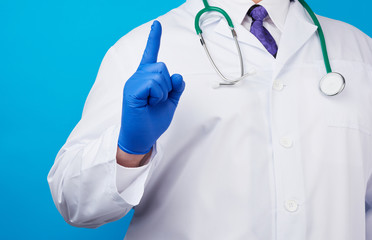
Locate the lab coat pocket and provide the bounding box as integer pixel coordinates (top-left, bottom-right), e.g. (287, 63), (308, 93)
(324, 101), (372, 169)
(323, 64), (372, 169)
(324, 63), (372, 136)
(326, 110), (371, 136)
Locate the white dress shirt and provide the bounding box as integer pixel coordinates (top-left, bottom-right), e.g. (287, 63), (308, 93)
(48, 0), (372, 239)
(241, 0), (290, 45)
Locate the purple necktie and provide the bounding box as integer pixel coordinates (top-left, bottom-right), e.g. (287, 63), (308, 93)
(248, 5), (278, 57)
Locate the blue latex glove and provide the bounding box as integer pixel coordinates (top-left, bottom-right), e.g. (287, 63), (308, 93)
(118, 20), (185, 154)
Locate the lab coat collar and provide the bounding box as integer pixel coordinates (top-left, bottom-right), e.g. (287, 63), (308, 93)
(260, 0), (292, 32)
(187, 0), (292, 32)
(185, 0), (318, 75)
(273, 0), (318, 78)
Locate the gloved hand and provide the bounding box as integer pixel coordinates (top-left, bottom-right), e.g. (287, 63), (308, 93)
(118, 20), (185, 155)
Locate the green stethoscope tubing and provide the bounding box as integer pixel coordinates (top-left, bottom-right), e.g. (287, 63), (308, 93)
(194, 0), (333, 74)
(195, 0), (235, 34)
(297, 0), (331, 73)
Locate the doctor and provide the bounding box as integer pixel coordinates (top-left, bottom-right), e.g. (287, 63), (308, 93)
(48, 0), (372, 239)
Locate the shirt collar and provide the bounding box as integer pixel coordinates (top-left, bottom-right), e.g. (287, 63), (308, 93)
(186, 0), (292, 32)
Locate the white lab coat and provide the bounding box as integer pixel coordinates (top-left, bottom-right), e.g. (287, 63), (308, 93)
(48, 0), (372, 239)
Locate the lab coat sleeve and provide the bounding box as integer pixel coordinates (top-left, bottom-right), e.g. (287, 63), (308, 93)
(367, 37), (372, 240)
(47, 45), (161, 228)
(366, 173), (372, 240)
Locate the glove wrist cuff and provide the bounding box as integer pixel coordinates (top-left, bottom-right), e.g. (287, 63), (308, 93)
(117, 142), (152, 155)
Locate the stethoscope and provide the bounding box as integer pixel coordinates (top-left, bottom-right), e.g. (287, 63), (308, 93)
(194, 0), (346, 96)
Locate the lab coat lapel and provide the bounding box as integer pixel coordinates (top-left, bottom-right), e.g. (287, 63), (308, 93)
(214, 17), (266, 52)
(273, 0), (318, 78)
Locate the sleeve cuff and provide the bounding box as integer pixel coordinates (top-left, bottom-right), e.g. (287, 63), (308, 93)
(115, 144), (159, 205)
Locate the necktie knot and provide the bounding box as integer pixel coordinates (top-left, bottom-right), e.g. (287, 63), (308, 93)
(249, 5), (268, 22)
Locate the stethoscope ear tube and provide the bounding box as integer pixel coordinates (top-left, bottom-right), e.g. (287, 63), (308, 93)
(195, 1), (255, 85)
(196, 4), (256, 86)
(199, 30), (254, 85)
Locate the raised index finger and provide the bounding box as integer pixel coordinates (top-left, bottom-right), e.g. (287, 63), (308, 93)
(140, 20), (162, 65)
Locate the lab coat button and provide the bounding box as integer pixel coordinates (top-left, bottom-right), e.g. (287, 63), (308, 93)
(285, 200), (299, 212)
(273, 80), (284, 91)
(280, 137), (293, 148)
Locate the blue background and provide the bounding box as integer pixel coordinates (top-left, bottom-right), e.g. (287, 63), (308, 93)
(0, 0), (370, 239)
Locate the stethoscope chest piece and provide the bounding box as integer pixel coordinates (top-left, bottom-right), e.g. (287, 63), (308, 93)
(319, 72), (345, 96)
